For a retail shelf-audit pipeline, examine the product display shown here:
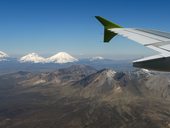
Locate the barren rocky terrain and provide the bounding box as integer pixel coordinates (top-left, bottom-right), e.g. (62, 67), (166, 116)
(0, 65), (170, 128)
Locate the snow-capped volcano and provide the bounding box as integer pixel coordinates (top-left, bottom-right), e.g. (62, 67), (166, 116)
(19, 53), (46, 63)
(47, 52), (78, 64)
(0, 51), (9, 58)
(0, 51), (9, 61)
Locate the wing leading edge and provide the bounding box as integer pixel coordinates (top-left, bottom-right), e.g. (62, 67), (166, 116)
(95, 16), (170, 71)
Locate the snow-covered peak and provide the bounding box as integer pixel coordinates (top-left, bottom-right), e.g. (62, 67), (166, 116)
(0, 51), (9, 61)
(106, 69), (116, 78)
(90, 56), (104, 61)
(19, 53), (46, 63)
(99, 69), (116, 78)
(133, 68), (152, 78)
(47, 52), (78, 64)
(0, 51), (9, 58)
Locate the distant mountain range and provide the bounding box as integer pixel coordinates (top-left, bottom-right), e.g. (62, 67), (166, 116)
(0, 51), (133, 74)
(0, 51), (109, 64)
(0, 51), (78, 64)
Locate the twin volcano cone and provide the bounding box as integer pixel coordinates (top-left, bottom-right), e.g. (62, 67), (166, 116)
(19, 52), (78, 64)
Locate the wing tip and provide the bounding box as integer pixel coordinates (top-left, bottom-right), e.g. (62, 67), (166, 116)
(95, 16), (122, 29)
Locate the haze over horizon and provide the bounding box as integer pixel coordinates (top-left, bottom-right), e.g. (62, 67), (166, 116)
(0, 0), (170, 59)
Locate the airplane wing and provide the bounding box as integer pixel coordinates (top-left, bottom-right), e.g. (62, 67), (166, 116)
(95, 16), (170, 71)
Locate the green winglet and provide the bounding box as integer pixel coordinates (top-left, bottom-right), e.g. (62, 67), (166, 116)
(95, 16), (122, 42)
(95, 16), (122, 29)
(104, 29), (117, 42)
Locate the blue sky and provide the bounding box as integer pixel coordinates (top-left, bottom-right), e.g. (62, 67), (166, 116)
(0, 0), (170, 59)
